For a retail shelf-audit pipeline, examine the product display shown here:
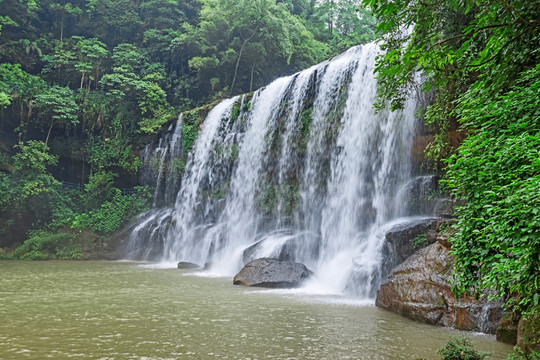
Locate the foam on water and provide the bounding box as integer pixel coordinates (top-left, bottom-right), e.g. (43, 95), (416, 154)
(128, 43), (430, 299)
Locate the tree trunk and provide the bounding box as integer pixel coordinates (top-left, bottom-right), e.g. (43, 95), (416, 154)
(45, 120), (56, 146)
(230, 23), (261, 95)
(26, 100), (32, 122)
(81, 117), (85, 184)
(250, 63), (255, 92)
(95, 69), (100, 90)
(60, 11), (65, 42)
(231, 39), (248, 95)
(329, 0), (334, 38)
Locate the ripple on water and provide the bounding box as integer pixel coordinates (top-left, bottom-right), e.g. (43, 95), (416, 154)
(0, 261), (513, 360)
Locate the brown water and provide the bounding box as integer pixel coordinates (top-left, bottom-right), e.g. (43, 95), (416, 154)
(0, 261), (512, 359)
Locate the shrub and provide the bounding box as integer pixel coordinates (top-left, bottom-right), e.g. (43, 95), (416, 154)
(437, 337), (490, 360)
(11, 231), (82, 260)
(412, 234), (428, 250)
(71, 186), (152, 234)
(506, 347), (540, 360)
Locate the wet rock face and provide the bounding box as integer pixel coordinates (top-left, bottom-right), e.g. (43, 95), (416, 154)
(233, 258), (313, 288)
(242, 239), (297, 264)
(517, 310), (540, 352)
(376, 242), (503, 334)
(496, 313), (519, 345)
(380, 218), (438, 282)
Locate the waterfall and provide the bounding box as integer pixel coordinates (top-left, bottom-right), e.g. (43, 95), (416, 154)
(127, 43), (434, 297)
(139, 114), (184, 207)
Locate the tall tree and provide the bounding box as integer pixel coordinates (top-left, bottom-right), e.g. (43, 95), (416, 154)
(34, 85), (79, 145)
(187, 0), (326, 97)
(45, 0), (84, 42)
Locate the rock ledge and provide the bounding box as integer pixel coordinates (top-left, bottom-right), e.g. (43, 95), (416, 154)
(376, 242), (503, 334)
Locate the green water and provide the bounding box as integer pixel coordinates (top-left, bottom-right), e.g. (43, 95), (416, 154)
(0, 261), (512, 359)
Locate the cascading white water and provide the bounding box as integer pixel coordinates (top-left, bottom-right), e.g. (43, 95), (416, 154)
(313, 43), (419, 296)
(139, 114), (184, 207)
(164, 97), (239, 263)
(128, 43), (434, 298)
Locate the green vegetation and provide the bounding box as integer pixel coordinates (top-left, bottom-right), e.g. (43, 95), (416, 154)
(412, 234), (428, 250)
(299, 107), (312, 153)
(209, 180), (231, 201)
(10, 231), (81, 260)
(445, 69), (540, 315)
(507, 345), (540, 360)
(0, 0), (375, 253)
(437, 337), (490, 360)
(363, 0), (539, 334)
(256, 182), (300, 217)
(0, 141), (152, 258)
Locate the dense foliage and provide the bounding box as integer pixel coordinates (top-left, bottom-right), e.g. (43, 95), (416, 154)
(446, 67), (540, 314)
(363, 0), (539, 321)
(0, 140), (152, 258)
(0, 0), (375, 254)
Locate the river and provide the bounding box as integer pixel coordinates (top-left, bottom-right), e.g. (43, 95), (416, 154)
(0, 261), (512, 359)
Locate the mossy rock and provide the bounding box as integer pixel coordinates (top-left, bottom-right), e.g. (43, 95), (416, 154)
(518, 309), (540, 352)
(496, 312), (519, 345)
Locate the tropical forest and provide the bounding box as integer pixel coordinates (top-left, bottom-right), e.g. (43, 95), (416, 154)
(0, 0), (538, 359)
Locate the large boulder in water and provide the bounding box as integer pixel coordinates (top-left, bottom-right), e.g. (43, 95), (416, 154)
(177, 261), (201, 269)
(233, 258), (313, 288)
(376, 242), (503, 334)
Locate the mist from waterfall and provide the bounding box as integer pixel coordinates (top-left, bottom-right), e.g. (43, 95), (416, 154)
(127, 43), (434, 298)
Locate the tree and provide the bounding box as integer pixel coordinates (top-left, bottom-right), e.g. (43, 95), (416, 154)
(309, 0), (375, 55)
(314, 0), (337, 37)
(73, 36), (108, 90)
(100, 43), (175, 135)
(40, 39), (79, 86)
(34, 85), (79, 145)
(45, 0), (84, 42)
(85, 0), (142, 45)
(0, 0), (42, 71)
(139, 0), (185, 30)
(186, 0), (326, 98)
(0, 63), (46, 139)
(0, 141), (59, 243)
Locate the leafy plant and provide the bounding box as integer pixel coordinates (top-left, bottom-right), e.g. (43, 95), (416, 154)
(182, 110), (202, 154)
(71, 186), (152, 234)
(412, 234), (428, 250)
(363, 0), (540, 318)
(34, 85), (80, 145)
(299, 107), (312, 153)
(506, 347), (540, 360)
(445, 66), (540, 313)
(0, 141), (60, 242)
(11, 231), (82, 260)
(437, 337), (490, 360)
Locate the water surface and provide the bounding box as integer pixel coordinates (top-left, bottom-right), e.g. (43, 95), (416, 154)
(0, 261), (512, 359)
